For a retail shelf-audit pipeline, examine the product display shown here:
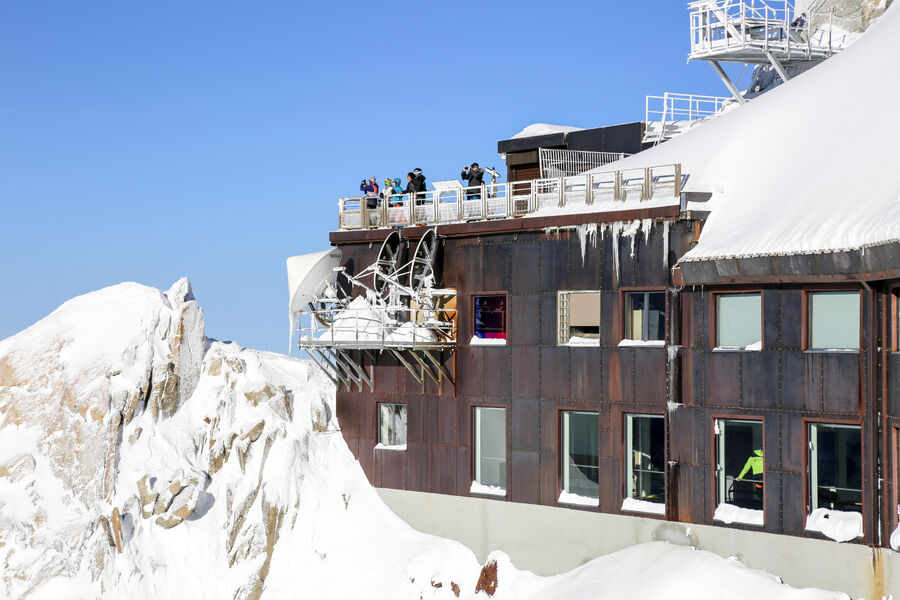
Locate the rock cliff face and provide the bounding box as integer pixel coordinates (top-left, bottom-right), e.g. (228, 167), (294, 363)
(0, 280), (479, 600)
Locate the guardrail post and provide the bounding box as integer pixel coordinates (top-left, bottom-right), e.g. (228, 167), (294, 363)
(674, 163), (682, 197)
(360, 198), (368, 229)
(614, 171), (622, 202)
(585, 174), (593, 206)
(557, 178), (564, 207)
(643, 168), (652, 201)
(457, 189), (463, 221)
(407, 194), (414, 226)
(529, 180), (536, 213)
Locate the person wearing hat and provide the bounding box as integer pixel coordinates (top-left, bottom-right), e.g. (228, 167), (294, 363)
(461, 162), (485, 200)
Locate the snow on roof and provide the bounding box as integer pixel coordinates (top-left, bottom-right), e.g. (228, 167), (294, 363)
(591, 7), (900, 261)
(510, 123), (584, 139)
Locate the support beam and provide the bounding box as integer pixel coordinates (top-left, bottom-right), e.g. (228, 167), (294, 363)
(327, 348), (362, 389)
(310, 348), (348, 387)
(765, 50), (791, 84)
(390, 349), (424, 385)
(710, 60), (746, 105)
(306, 349), (339, 387)
(339, 349), (374, 393)
(409, 350), (441, 385)
(423, 350), (453, 385)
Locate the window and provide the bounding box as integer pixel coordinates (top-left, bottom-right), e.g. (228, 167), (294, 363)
(808, 291), (860, 350)
(716, 293), (762, 349)
(625, 292), (666, 342)
(474, 407), (506, 491)
(625, 414), (665, 506)
(378, 403), (407, 448)
(474, 295), (507, 340)
(558, 291), (601, 344)
(561, 411), (599, 499)
(715, 419), (764, 511)
(809, 423), (862, 514)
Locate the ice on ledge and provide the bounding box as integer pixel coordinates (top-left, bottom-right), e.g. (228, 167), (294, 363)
(621, 497), (665, 515)
(714, 503), (764, 526)
(470, 481), (506, 497)
(713, 341), (762, 352)
(566, 336), (601, 347)
(510, 123), (584, 139)
(558, 491), (600, 507)
(469, 336), (507, 347)
(618, 339), (666, 348)
(805, 507), (863, 542)
(374, 443), (407, 451)
(891, 522), (900, 551)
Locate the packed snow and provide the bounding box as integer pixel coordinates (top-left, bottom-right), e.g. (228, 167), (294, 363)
(557, 491), (600, 508)
(588, 7), (900, 261)
(509, 123), (584, 139)
(0, 280), (851, 599)
(621, 498), (666, 516)
(805, 508), (864, 543)
(714, 503), (765, 527)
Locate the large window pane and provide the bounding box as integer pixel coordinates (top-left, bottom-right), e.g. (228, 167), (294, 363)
(474, 407), (506, 489)
(626, 292), (666, 341)
(809, 292), (860, 350)
(558, 291), (601, 344)
(474, 295), (507, 340)
(378, 403), (407, 447)
(562, 411), (599, 498)
(716, 419), (764, 510)
(626, 414), (665, 503)
(716, 293), (762, 348)
(810, 424), (862, 513)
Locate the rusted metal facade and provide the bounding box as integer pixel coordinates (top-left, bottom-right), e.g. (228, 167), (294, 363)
(329, 213), (900, 548)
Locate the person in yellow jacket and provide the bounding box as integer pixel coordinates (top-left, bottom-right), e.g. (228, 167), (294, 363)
(736, 448), (763, 481)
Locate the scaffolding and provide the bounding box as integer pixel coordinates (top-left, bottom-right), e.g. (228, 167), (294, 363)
(688, 0), (837, 103)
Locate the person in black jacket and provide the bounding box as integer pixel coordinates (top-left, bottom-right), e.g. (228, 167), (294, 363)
(461, 162), (485, 200)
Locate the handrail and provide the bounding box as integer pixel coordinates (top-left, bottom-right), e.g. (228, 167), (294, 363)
(337, 164), (684, 231)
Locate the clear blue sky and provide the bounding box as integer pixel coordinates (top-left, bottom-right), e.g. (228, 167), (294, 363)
(0, 1), (740, 353)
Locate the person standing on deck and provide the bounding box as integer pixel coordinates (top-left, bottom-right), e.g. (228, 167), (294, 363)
(461, 162), (485, 200)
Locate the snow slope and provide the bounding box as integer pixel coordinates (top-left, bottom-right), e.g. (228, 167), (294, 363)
(595, 6), (900, 260)
(0, 280), (849, 599)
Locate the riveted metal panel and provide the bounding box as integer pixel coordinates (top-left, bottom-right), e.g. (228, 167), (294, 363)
(483, 242), (513, 292)
(571, 347), (603, 402)
(511, 347), (540, 398)
(483, 347), (511, 398)
(458, 347), (483, 397)
(511, 398), (541, 451)
(509, 294), (541, 346)
(634, 348), (667, 405)
(540, 347), (570, 399)
(741, 351), (780, 410)
(510, 451), (541, 505)
(539, 401), (558, 454)
(539, 452), (558, 506)
(511, 242), (541, 294)
(378, 448), (406, 490)
(541, 237), (569, 291)
(706, 351), (741, 408)
(823, 352), (861, 414)
(430, 445), (458, 496)
(781, 472), (806, 536)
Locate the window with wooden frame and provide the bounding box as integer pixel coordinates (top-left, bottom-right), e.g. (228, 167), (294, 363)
(715, 292), (762, 350)
(560, 411), (600, 503)
(558, 291), (601, 345)
(624, 291), (666, 343)
(472, 294), (507, 343)
(473, 406), (506, 494)
(808, 423), (862, 514)
(377, 403), (407, 449)
(807, 291), (860, 350)
(624, 414), (665, 513)
(714, 418), (764, 525)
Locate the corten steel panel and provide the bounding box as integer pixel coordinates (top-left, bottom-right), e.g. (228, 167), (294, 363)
(509, 295), (541, 346)
(430, 445), (458, 496)
(778, 351), (806, 411)
(456, 446), (472, 496)
(860, 291), (873, 349)
(458, 348), (483, 397)
(539, 401), (559, 454)
(425, 397), (441, 445)
(763, 290), (782, 350)
(378, 448), (406, 490)
(374, 356), (399, 396)
(822, 352), (862, 414)
(567, 240), (602, 291)
(781, 473), (807, 536)
(888, 355), (900, 417)
(358, 439), (376, 483)
(511, 242), (542, 294)
(456, 398), (474, 448)
(669, 406), (706, 467)
(598, 456), (621, 514)
(802, 353), (824, 412)
(540, 347), (570, 399)
(359, 398), (377, 445)
(676, 465), (708, 525)
(570, 347), (603, 402)
(406, 396), (426, 445)
(539, 452), (558, 506)
(635, 228), (668, 287)
(614, 234), (638, 289)
(456, 244), (483, 298)
(600, 291), (620, 346)
(706, 352), (741, 408)
(780, 412), (805, 473)
(762, 472), (783, 534)
(540, 237), (569, 292)
(680, 348), (700, 407)
(741, 351), (780, 410)
(406, 443), (430, 492)
(510, 451), (541, 505)
(336, 393), (357, 441)
(600, 236), (617, 291)
(539, 293), (558, 346)
(483, 243), (513, 292)
(764, 414), (784, 474)
(603, 348), (631, 404)
(483, 347), (512, 398)
(634, 348), (668, 406)
(511, 347), (540, 398)
(679, 292), (701, 349)
(440, 397), (456, 446)
(511, 398), (541, 451)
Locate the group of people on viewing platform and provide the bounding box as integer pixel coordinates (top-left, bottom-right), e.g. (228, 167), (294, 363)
(359, 163), (491, 209)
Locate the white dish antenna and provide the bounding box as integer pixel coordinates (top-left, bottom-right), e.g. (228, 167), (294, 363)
(286, 248), (343, 316)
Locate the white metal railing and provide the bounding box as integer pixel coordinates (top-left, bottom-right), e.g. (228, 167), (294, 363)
(539, 149), (629, 178)
(688, 0), (834, 62)
(338, 164), (684, 230)
(646, 92), (730, 123)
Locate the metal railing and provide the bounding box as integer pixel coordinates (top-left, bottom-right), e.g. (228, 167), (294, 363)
(646, 92), (730, 123)
(688, 0), (834, 62)
(539, 149), (628, 178)
(338, 164), (684, 230)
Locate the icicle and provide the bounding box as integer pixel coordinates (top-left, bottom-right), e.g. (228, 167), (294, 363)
(610, 222), (623, 285)
(288, 311), (296, 356)
(576, 223), (598, 265)
(667, 401), (681, 413)
(667, 345), (680, 361)
(662, 220), (671, 267)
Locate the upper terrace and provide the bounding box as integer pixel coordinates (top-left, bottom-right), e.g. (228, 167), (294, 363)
(337, 163), (685, 231)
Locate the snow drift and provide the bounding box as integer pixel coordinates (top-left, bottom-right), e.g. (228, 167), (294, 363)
(0, 280), (849, 599)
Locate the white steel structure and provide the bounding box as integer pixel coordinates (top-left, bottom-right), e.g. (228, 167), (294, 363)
(644, 93), (732, 145)
(688, 0), (837, 102)
(538, 149), (628, 178)
(337, 164), (684, 231)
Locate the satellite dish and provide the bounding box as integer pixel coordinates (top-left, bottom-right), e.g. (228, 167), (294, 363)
(409, 228), (442, 291)
(374, 230), (402, 295)
(287, 249), (343, 314)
